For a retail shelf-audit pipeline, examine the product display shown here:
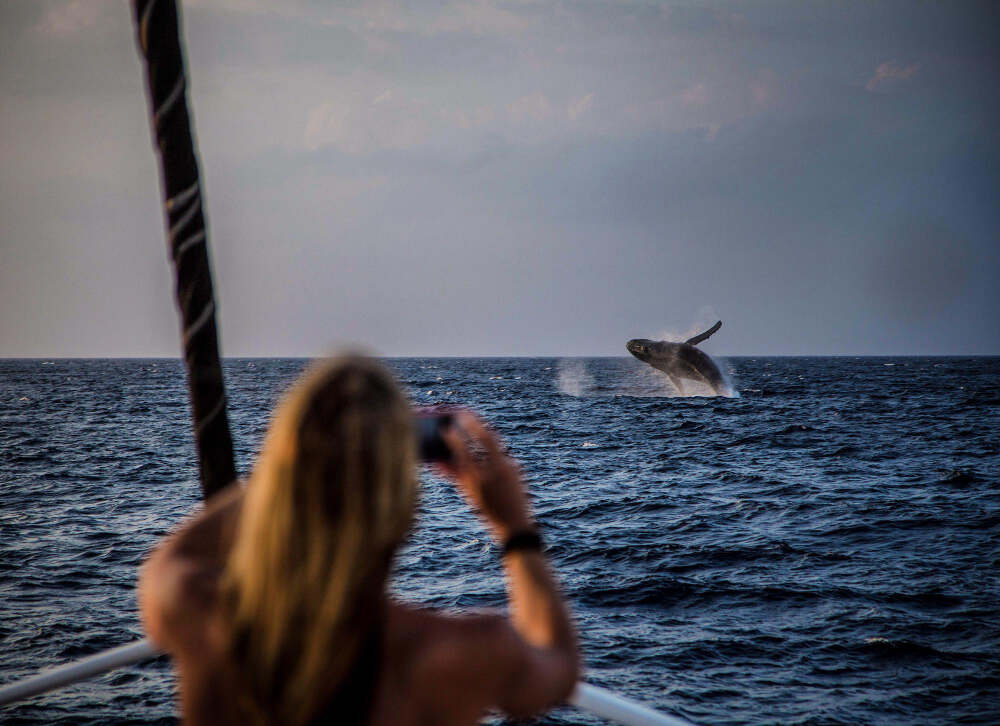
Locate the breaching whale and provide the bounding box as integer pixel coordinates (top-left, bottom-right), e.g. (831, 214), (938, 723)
(626, 321), (728, 395)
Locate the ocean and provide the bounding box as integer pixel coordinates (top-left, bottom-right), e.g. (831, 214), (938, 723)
(1, 357), (998, 724)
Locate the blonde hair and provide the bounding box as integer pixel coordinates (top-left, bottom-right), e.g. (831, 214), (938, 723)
(222, 355), (417, 724)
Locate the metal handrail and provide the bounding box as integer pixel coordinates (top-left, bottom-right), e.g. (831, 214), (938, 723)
(0, 639), (692, 725)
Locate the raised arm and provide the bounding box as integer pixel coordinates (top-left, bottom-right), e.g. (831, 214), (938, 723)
(441, 414), (580, 716)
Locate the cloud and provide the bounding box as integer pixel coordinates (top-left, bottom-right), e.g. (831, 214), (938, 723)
(35, 0), (111, 37)
(679, 83), (709, 108)
(439, 104), (495, 130)
(304, 0), (534, 37)
(427, 0), (532, 36)
(303, 93), (434, 153)
(749, 68), (778, 107)
(3, 0), (1000, 355)
(567, 93), (594, 121)
(507, 91), (553, 124)
(866, 61), (921, 92)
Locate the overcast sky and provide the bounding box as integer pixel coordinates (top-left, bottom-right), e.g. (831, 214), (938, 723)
(2, 0), (998, 356)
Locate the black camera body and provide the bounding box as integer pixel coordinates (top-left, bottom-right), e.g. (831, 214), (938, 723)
(414, 410), (454, 462)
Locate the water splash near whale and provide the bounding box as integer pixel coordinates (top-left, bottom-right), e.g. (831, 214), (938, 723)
(556, 359), (594, 397)
(556, 358), (737, 398)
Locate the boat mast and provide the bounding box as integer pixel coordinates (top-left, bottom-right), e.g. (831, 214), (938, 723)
(133, 0), (236, 499)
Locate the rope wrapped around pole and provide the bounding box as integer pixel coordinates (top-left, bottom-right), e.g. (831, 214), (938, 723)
(132, 0), (235, 499)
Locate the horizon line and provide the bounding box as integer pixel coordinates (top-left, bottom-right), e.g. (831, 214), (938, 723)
(2, 353), (999, 360)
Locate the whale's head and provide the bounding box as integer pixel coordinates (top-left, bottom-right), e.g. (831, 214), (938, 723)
(626, 338), (654, 362)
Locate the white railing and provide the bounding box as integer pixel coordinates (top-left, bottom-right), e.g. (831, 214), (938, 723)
(571, 683), (694, 726)
(0, 639), (693, 726)
(0, 639), (159, 707)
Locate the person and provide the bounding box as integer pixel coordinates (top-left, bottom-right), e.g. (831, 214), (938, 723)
(139, 355), (579, 725)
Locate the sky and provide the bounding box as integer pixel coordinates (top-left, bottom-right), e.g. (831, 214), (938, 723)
(1, 0), (998, 357)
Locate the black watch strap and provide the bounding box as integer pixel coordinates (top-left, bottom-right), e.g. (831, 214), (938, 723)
(501, 529), (544, 556)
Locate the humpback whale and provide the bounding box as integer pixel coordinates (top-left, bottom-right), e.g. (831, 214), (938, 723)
(626, 321), (728, 395)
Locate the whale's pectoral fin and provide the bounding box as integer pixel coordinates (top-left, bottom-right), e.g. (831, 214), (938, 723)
(685, 320), (722, 346)
(668, 372), (684, 394)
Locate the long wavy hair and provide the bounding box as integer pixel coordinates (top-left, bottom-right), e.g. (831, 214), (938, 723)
(221, 355), (417, 724)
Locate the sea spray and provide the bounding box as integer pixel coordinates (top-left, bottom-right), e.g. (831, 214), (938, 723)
(556, 359), (593, 397)
(656, 306), (722, 345)
(719, 359), (741, 398)
(557, 356), (736, 398)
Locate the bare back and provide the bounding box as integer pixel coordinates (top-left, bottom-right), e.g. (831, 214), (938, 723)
(141, 480), (578, 725)
(168, 598), (534, 725)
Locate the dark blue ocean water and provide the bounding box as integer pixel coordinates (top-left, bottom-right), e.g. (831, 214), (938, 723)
(1, 357), (998, 725)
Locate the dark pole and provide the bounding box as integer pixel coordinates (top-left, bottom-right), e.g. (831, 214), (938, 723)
(132, 0), (236, 499)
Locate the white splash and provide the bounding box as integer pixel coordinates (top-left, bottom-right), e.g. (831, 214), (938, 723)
(717, 359), (741, 399)
(556, 359), (593, 397)
(643, 307), (738, 398)
(655, 305), (721, 343)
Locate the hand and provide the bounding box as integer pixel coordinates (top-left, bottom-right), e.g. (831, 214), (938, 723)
(439, 411), (535, 542)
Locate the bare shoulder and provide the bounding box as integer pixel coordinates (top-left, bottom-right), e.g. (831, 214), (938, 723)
(143, 483), (243, 607)
(139, 484), (243, 653)
(169, 483), (244, 558)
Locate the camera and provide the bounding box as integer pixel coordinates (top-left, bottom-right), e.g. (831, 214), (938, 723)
(414, 410), (454, 462)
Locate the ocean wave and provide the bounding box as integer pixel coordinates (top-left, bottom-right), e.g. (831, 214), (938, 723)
(2, 356), (998, 724)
